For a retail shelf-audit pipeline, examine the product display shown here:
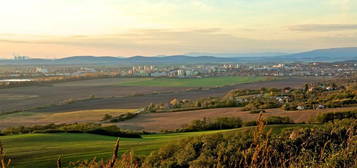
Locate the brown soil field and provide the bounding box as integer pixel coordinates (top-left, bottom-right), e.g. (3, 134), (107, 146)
(115, 106), (357, 132)
(0, 109), (136, 129)
(0, 78), (187, 113)
(20, 77), (320, 113)
(1, 106), (355, 131)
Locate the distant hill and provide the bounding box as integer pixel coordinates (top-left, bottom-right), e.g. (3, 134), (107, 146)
(224, 47), (357, 63)
(0, 47), (356, 64)
(274, 47), (357, 62)
(126, 55), (229, 63)
(57, 56), (123, 64)
(187, 52), (290, 57)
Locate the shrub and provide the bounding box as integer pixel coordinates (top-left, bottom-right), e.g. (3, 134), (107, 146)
(244, 116), (293, 126)
(243, 120), (257, 126)
(102, 114), (113, 121)
(265, 116), (293, 125)
(87, 126), (141, 138)
(109, 113), (138, 122)
(0, 123), (142, 138)
(143, 119), (357, 168)
(315, 110), (357, 123)
(179, 117), (243, 132)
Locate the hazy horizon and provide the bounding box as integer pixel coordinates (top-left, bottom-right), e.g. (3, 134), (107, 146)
(1, 0), (357, 58)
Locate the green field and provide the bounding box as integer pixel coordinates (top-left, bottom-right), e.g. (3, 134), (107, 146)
(0, 130), (234, 168)
(118, 76), (269, 87)
(0, 124), (304, 168)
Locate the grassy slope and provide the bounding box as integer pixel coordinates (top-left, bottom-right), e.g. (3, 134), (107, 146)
(118, 76), (268, 87)
(0, 130), (231, 168)
(0, 125), (304, 168)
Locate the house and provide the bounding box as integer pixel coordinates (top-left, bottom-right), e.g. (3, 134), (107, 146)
(283, 87), (291, 93)
(317, 105), (325, 109)
(276, 97), (284, 103)
(35, 67), (48, 74)
(326, 87), (334, 91)
(296, 106), (305, 110)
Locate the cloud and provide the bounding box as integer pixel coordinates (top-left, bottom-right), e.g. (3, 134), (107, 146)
(0, 28), (231, 48)
(289, 24), (357, 32)
(0, 28), (265, 56)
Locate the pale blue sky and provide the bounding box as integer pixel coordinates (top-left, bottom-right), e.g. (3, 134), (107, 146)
(0, 0), (356, 58)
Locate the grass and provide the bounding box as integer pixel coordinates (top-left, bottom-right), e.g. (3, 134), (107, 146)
(0, 124), (306, 168)
(118, 76), (269, 87)
(53, 78), (140, 87)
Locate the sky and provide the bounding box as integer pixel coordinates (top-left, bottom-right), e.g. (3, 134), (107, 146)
(0, 0), (357, 58)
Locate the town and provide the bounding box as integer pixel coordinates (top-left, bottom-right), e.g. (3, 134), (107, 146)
(1, 61), (356, 81)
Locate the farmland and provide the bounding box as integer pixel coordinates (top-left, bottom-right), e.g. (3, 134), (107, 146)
(0, 109), (137, 129)
(0, 125), (303, 168)
(0, 76), (355, 168)
(0, 77), (323, 130)
(0, 78), (183, 113)
(2, 105), (355, 132)
(116, 106), (357, 131)
(0, 77), (318, 114)
(117, 76), (268, 87)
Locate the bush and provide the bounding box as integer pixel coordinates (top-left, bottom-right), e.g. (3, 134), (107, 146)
(242, 99), (280, 111)
(109, 113), (138, 122)
(143, 119), (357, 168)
(179, 117), (243, 132)
(244, 116), (293, 126)
(315, 110), (357, 123)
(0, 123), (142, 138)
(87, 126), (141, 138)
(265, 116), (293, 125)
(243, 120), (257, 126)
(102, 114), (113, 121)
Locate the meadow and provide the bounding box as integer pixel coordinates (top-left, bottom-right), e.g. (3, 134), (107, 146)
(118, 76), (268, 87)
(0, 125), (301, 168)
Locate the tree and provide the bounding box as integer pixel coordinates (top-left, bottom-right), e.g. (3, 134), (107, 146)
(169, 98), (180, 108)
(102, 114), (113, 121)
(304, 83), (309, 92)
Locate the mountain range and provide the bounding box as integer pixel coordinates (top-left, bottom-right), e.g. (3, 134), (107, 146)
(1, 47), (357, 65)
(186, 52), (290, 57)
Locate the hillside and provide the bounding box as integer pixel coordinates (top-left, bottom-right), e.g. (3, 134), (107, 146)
(0, 129), (238, 168)
(275, 47), (357, 62)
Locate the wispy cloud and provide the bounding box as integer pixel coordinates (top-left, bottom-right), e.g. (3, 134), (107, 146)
(289, 24), (357, 32)
(0, 28), (271, 57)
(1, 27), (357, 58)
